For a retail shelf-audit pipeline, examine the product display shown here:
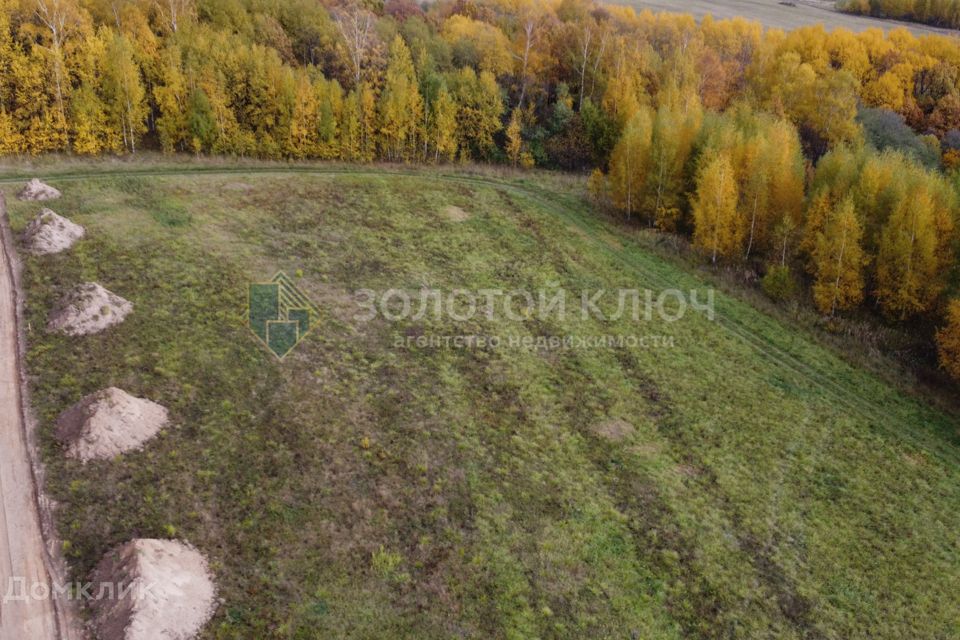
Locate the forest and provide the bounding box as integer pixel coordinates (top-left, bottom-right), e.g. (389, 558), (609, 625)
(4, 0), (960, 379)
(838, 0), (960, 30)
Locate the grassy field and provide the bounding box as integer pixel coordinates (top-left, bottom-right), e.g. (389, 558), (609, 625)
(618, 0), (956, 36)
(3, 162), (960, 639)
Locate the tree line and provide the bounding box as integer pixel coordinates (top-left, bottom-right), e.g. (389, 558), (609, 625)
(597, 102), (955, 323)
(838, 0), (960, 30)
(6, 0), (960, 377)
(7, 0), (960, 164)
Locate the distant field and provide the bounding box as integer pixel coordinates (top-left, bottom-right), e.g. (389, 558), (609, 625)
(3, 162), (960, 639)
(619, 0), (958, 36)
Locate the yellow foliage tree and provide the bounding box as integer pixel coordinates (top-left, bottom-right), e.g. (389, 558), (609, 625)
(601, 37), (647, 128)
(692, 151), (740, 263)
(102, 32), (148, 152)
(378, 35), (422, 161)
(153, 44), (187, 152)
(762, 119), (805, 251)
(811, 197), (866, 315)
(431, 86), (458, 163)
(647, 88), (703, 231)
(441, 14), (513, 76)
(70, 83), (110, 154)
(875, 188), (946, 318)
(289, 72), (319, 158)
(608, 107), (652, 220)
(862, 72), (906, 112)
(449, 68), (503, 160)
(505, 107), (522, 166)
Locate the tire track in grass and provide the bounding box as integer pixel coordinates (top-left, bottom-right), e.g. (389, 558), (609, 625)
(569, 352), (814, 640)
(479, 179), (960, 469)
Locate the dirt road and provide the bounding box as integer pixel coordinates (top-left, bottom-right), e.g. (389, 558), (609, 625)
(0, 194), (62, 639)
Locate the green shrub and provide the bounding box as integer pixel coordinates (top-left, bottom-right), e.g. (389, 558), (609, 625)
(762, 264), (797, 301)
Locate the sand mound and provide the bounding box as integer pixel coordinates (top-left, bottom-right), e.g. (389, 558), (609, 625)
(17, 178), (62, 201)
(90, 539), (217, 640)
(444, 205), (470, 222)
(55, 388), (169, 462)
(21, 208), (84, 255)
(591, 418), (635, 442)
(47, 283), (132, 336)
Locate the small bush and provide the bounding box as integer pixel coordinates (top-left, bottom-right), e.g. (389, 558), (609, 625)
(587, 168), (609, 208)
(762, 265), (797, 302)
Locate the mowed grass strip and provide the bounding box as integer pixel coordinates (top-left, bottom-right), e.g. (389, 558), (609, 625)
(4, 169), (960, 639)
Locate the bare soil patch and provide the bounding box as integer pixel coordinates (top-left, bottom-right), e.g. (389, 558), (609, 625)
(591, 418), (636, 442)
(444, 205), (470, 222)
(221, 181), (253, 192)
(47, 282), (132, 336)
(675, 463), (702, 478)
(56, 388), (169, 462)
(90, 539), (217, 640)
(22, 208), (84, 255)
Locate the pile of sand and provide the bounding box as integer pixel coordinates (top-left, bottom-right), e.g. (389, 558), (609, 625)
(444, 205), (470, 222)
(591, 418), (636, 442)
(47, 282), (132, 336)
(55, 388), (169, 462)
(90, 539), (217, 640)
(17, 178), (62, 201)
(21, 208), (84, 255)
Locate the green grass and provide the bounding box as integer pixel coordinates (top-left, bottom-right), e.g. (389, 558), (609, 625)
(3, 164), (960, 639)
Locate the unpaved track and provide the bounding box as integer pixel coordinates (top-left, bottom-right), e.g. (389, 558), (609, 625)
(0, 194), (66, 640)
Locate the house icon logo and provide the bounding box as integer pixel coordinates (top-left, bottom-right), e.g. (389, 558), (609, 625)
(248, 272), (319, 359)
